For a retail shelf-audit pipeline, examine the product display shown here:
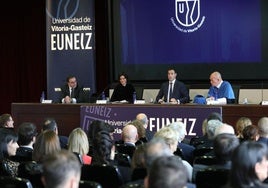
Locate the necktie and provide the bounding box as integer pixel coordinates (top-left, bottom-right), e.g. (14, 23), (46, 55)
(168, 82), (173, 102)
(70, 88), (74, 98)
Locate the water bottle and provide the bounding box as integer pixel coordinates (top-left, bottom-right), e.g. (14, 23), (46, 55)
(40, 91), (45, 103)
(101, 91), (105, 100)
(133, 91), (136, 104)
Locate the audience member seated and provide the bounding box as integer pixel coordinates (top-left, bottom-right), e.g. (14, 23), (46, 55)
(128, 119), (148, 145)
(42, 150), (81, 188)
(136, 113), (154, 141)
(235, 117), (252, 141)
(241, 124), (259, 142)
(68, 127), (92, 165)
(87, 120), (115, 155)
(131, 144), (147, 181)
(190, 112), (222, 147)
(0, 128), (19, 177)
(144, 155), (188, 188)
(167, 121), (195, 165)
(110, 72), (136, 103)
(91, 130), (131, 184)
(18, 130), (61, 188)
(0, 114), (14, 128)
(193, 133), (239, 182)
(122, 124), (139, 147)
(60, 75), (86, 103)
(153, 126), (193, 181)
(257, 117), (268, 147)
(195, 119), (223, 150)
(12, 122), (37, 162)
(42, 117), (68, 149)
(225, 141), (268, 188)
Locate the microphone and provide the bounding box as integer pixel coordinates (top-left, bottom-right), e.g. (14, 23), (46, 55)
(96, 83), (111, 101)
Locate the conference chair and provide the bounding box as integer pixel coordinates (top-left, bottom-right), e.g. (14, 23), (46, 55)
(195, 168), (230, 188)
(134, 86), (143, 100)
(193, 155), (218, 166)
(81, 164), (124, 188)
(79, 180), (102, 188)
(0, 176), (33, 188)
(115, 153), (132, 167)
(193, 146), (214, 158)
(131, 168), (147, 181)
(232, 85), (240, 104)
(115, 144), (136, 158)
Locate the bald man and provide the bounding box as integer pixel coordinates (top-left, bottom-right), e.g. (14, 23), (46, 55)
(136, 113), (154, 141)
(122, 124), (139, 146)
(208, 71), (235, 103)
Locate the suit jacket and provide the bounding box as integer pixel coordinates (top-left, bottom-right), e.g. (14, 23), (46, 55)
(60, 83), (85, 103)
(11, 146), (33, 162)
(156, 80), (190, 103)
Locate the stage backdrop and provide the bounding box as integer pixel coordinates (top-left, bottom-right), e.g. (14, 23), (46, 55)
(46, 0), (96, 102)
(80, 105), (222, 140)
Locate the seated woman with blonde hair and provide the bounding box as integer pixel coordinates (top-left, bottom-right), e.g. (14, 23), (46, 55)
(68, 128), (92, 165)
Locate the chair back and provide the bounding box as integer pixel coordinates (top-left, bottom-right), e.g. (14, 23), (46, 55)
(115, 153), (131, 167)
(193, 147), (214, 158)
(193, 156), (218, 165)
(0, 176), (33, 188)
(81, 164), (124, 188)
(115, 144), (136, 158)
(131, 168), (147, 181)
(195, 168), (230, 188)
(79, 180), (102, 188)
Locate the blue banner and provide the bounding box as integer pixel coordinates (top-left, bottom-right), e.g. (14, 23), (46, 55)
(46, 0), (96, 102)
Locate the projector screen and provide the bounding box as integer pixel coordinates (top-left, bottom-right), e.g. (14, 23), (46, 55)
(109, 0), (268, 81)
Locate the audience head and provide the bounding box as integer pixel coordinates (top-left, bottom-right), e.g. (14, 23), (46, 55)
(154, 126), (179, 153)
(42, 150), (81, 188)
(88, 120), (114, 144)
(136, 113), (149, 129)
(257, 117), (268, 137)
(122, 124), (138, 144)
(207, 112), (223, 122)
(92, 130), (114, 165)
(42, 118), (58, 134)
(0, 128), (19, 160)
(129, 119), (146, 140)
(0, 114), (14, 128)
(144, 137), (172, 169)
(235, 117), (252, 138)
(17, 122), (37, 146)
(214, 123), (235, 136)
(167, 121), (186, 142)
(242, 124), (259, 141)
(206, 119), (223, 139)
(68, 128), (89, 156)
(213, 133), (239, 163)
(229, 141), (268, 187)
(131, 144), (147, 169)
(145, 155), (188, 188)
(209, 71), (222, 87)
(32, 130), (61, 162)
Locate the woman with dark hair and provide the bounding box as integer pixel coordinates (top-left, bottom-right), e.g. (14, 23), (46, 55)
(91, 130), (131, 183)
(0, 114), (14, 128)
(0, 128), (19, 177)
(110, 72), (136, 103)
(227, 141), (268, 188)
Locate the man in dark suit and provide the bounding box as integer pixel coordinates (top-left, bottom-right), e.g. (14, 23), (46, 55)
(60, 75), (85, 103)
(156, 68), (190, 104)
